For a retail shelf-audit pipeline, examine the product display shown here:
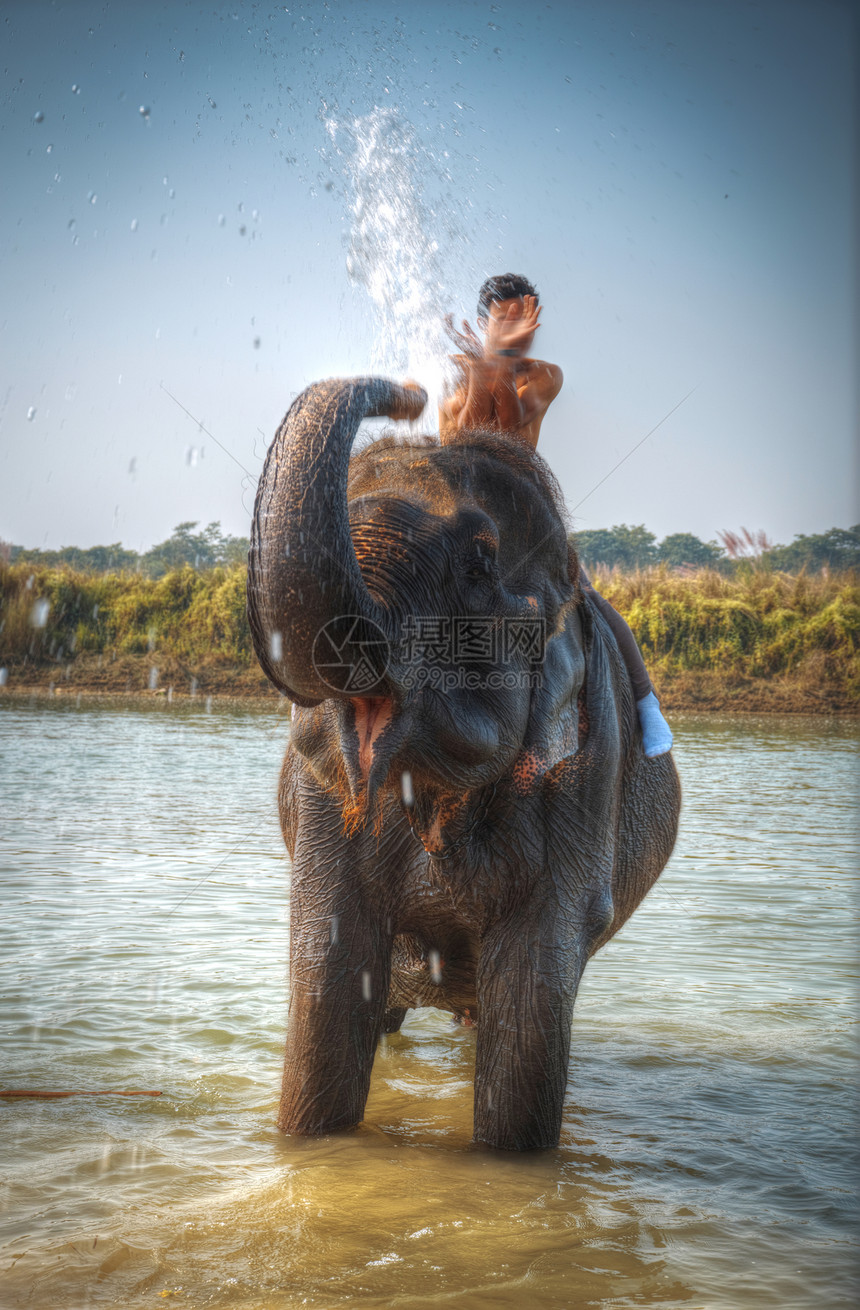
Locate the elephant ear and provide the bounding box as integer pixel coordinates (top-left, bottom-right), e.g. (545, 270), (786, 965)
(512, 594), (630, 793)
(511, 598), (584, 787)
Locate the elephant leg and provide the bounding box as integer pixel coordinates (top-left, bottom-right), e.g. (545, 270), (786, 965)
(473, 905), (581, 1151)
(278, 874), (391, 1136)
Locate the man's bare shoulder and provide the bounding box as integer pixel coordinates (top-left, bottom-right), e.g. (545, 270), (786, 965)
(519, 358), (563, 398)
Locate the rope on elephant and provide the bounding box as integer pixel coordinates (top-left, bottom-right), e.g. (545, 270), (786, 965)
(0, 1088), (162, 1099)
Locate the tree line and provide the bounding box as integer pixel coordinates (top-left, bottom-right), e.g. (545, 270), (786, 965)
(3, 520), (858, 576)
(574, 524), (860, 573)
(4, 522), (250, 577)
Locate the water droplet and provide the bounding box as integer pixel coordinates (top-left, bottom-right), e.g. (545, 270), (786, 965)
(253, 336), (260, 349)
(400, 771), (414, 807)
(130, 218), (138, 231)
(31, 599), (50, 628)
(27, 406), (36, 421)
(269, 631), (283, 660)
(179, 50), (186, 62)
(33, 110), (44, 124)
(185, 445), (198, 467)
(0, 669), (8, 687)
(217, 213), (226, 226)
(88, 191), (97, 205)
(208, 96), (216, 109)
(46, 143), (53, 153)
(72, 84), (81, 95)
(149, 667), (158, 689)
(139, 105), (150, 119)
(205, 695), (213, 713)
(92, 603), (99, 618)
(190, 677), (198, 697)
(429, 949), (442, 984)
(361, 970), (372, 1001)
(330, 915), (339, 945)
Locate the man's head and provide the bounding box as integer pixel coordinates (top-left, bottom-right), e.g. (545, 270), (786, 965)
(477, 273), (538, 325)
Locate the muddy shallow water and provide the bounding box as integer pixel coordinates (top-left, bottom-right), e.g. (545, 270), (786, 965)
(0, 699), (856, 1308)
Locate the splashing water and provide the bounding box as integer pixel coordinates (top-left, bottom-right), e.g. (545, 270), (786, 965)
(326, 107), (476, 430)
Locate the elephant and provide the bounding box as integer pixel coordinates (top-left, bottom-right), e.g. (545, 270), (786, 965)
(247, 376), (681, 1151)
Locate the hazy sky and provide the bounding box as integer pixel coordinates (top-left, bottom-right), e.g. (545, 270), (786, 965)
(1, 0), (856, 552)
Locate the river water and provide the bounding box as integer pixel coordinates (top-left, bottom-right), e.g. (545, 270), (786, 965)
(0, 699), (856, 1309)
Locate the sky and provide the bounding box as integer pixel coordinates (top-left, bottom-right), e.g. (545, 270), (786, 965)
(1, 0), (856, 553)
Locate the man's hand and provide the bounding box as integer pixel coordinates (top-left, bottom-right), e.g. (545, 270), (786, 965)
(486, 295), (541, 357)
(443, 314), (483, 360)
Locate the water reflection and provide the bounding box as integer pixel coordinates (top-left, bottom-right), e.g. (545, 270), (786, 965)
(0, 701), (856, 1308)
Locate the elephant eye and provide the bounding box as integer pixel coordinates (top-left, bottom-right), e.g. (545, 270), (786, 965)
(465, 558), (494, 582)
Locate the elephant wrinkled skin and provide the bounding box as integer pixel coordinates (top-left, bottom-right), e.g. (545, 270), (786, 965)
(247, 377), (680, 1151)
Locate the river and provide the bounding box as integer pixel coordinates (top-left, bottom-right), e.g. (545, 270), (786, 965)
(0, 699), (856, 1308)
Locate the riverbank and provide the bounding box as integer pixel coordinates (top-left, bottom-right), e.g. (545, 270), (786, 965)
(1, 561), (857, 715)
(1, 652), (855, 715)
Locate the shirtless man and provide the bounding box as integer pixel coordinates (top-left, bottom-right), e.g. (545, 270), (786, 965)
(439, 273), (672, 758)
(439, 274), (562, 449)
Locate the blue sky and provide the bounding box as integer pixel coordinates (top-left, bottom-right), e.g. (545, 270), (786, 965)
(1, 0), (856, 552)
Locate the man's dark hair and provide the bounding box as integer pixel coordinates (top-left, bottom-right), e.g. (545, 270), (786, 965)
(477, 273), (538, 320)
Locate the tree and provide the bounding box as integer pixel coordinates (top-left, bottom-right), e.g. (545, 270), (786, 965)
(572, 523), (657, 571)
(765, 526), (860, 573)
(657, 533), (724, 569)
(7, 542), (140, 571)
(141, 522), (249, 576)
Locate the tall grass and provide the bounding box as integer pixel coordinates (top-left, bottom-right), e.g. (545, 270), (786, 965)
(0, 562), (249, 669)
(1, 560), (858, 701)
(591, 565), (859, 695)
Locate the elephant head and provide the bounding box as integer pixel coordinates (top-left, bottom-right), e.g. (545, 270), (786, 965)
(248, 377), (585, 850)
(248, 378), (680, 1149)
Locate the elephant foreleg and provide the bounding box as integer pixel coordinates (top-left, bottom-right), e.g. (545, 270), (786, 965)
(278, 883), (391, 1136)
(473, 904), (581, 1151)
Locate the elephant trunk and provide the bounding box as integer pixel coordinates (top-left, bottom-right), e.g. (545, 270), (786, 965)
(247, 377), (426, 704)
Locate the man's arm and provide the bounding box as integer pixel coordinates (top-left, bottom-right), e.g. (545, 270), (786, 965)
(455, 355), (520, 431)
(439, 297), (563, 446)
(485, 297), (539, 431)
(444, 298), (539, 433)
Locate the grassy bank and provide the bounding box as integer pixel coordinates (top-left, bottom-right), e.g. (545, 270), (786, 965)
(1, 561), (857, 713)
(589, 566), (858, 714)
